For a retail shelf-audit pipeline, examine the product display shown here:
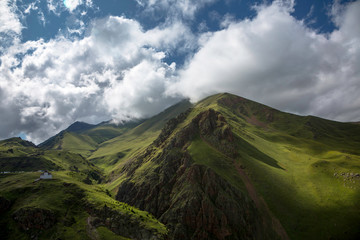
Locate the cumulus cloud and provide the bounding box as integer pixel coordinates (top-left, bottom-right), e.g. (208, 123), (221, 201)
(168, 0), (360, 122)
(0, 0), (22, 34)
(1, 0), (360, 144)
(0, 0), (22, 53)
(0, 16), (190, 143)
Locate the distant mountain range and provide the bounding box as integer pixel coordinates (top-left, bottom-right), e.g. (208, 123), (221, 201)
(0, 93), (359, 240)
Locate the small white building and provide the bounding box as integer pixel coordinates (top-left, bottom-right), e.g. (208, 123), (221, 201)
(40, 171), (53, 179)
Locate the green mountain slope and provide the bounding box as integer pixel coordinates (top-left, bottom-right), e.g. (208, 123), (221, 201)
(111, 93), (360, 240)
(0, 137), (99, 175)
(39, 121), (142, 157)
(212, 93), (360, 239)
(38, 99), (191, 160)
(87, 100), (193, 174)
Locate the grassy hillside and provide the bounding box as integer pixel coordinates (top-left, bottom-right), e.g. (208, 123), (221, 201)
(0, 137), (100, 175)
(111, 93), (360, 239)
(88, 100), (193, 175)
(0, 171), (167, 240)
(204, 93), (360, 239)
(38, 100), (191, 162)
(39, 121), (141, 157)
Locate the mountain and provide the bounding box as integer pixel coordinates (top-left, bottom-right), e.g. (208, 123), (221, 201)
(111, 93), (360, 239)
(39, 99), (193, 174)
(1, 93), (360, 240)
(39, 120), (142, 157)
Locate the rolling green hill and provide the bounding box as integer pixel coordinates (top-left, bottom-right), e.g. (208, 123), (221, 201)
(0, 137), (100, 175)
(39, 120), (143, 157)
(1, 93), (360, 240)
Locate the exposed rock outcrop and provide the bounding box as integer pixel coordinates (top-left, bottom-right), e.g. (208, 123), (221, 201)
(85, 203), (166, 240)
(12, 207), (57, 231)
(116, 109), (271, 239)
(154, 108), (192, 147)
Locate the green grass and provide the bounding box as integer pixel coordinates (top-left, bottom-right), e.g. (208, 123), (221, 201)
(84, 125), (129, 144)
(0, 138), (101, 174)
(207, 93), (360, 239)
(151, 93), (360, 239)
(97, 226), (130, 240)
(86, 100), (192, 178)
(188, 137), (246, 192)
(0, 171), (167, 240)
(59, 132), (98, 156)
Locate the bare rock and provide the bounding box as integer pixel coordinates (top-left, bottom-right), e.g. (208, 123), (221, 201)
(12, 207), (56, 231)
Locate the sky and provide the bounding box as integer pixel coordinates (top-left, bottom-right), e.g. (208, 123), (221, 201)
(0, 0), (359, 144)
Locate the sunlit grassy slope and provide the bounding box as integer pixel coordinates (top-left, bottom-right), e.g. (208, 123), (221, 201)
(191, 93), (360, 239)
(88, 100), (192, 175)
(39, 100), (192, 172)
(108, 93), (360, 239)
(39, 121), (137, 157)
(0, 137), (100, 174)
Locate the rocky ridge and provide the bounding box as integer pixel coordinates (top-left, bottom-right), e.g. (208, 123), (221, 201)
(116, 109), (274, 239)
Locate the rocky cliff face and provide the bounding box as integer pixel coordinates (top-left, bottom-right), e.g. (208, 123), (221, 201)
(116, 109), (271, 239)
(13, 207), (57, 231)
(12, 207), (57, 239)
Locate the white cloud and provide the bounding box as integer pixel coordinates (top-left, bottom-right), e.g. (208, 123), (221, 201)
(0, 0), (22, 34)
(64, 0), (82, 12)
(1, 0), (360, 144)
(0, 16), (190, 143)
(47, 0), (64, 15)
(168, 0), (360, 122)
(48, 0), (93, 14)
(63, 0), (93, 12)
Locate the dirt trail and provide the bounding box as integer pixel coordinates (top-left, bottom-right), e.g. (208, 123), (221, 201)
(234, 163), (290, 240)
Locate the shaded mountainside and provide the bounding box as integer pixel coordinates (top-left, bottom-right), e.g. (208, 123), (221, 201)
(0, 172), (167, 240)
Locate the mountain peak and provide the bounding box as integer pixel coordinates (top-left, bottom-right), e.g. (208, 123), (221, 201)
(66, 121), (96, 133)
